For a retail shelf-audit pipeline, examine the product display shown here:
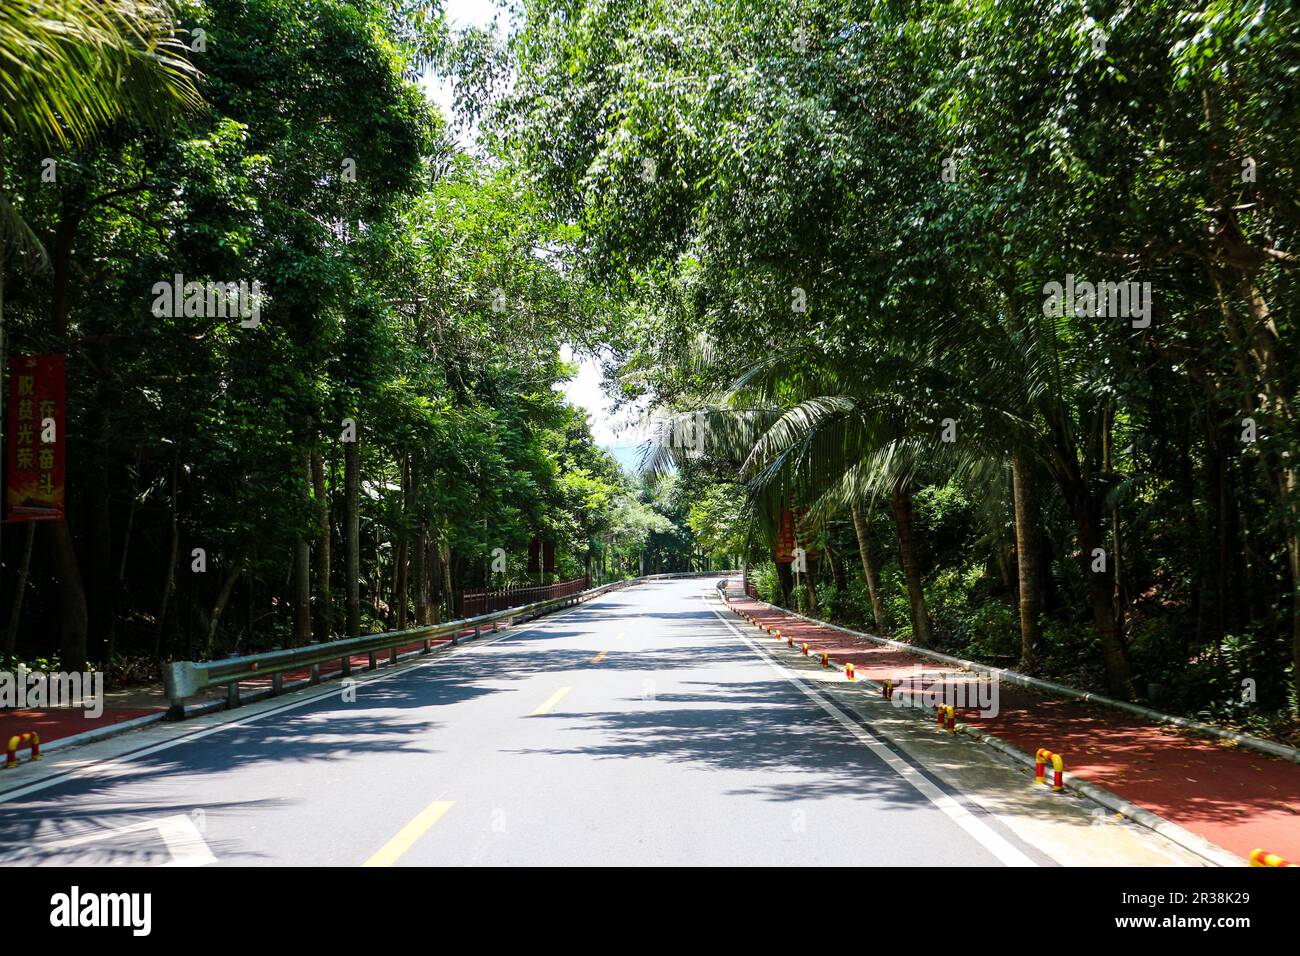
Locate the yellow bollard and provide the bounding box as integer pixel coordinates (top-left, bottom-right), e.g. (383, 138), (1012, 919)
(1250, 848), (1297, 867)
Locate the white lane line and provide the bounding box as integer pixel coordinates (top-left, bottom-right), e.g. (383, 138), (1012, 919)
(704, 591), (1037, 868)
(0, 591), (618, 807)
(0, 813), (216, 866)
(157, 814), (219, 866)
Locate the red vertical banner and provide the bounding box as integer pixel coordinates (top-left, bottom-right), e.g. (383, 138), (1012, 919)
(775, 508), (795, 562)
(5, 354), (67, 522)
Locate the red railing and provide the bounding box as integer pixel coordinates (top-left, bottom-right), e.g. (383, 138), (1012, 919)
(458, 576), (590, 618)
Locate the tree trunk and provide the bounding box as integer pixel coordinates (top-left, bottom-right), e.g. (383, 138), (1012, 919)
(1067, 488), (1134, 699)
(43, 189), (90, 670)
(344, 435), (361, 636)
(441, 540), (453, 621)
(85, 338), (116, 671)
(1011, 446), (1043, 670)
(774, 558), (793, 605)
(118, 449), (143, 584)
(429, 537), (444, 622)
(311, 448), (331, 639)
(1287, 470), (1300, 693)
(829, 545), (847, 591)
(48, 519), (90, 669)
(891, 486), (932, 646)
(850, 501), (888, 632)
(205, 546), (247, 657)
(151, 458), (180, 662)
(413, 520), (428, 625)
(292, 451), (312, 647)
(3, 522), (36, 658)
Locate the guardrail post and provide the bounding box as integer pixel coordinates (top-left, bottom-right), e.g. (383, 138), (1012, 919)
(388, 646), (398, 665)
(310, 663), (321, 685)
(342, 656), (352, 676)
(227, 682), (241, 709)
(368, 651), (377, 670)
(272, 673), (283, 695)
(475, 625), (481, 639)
(422, 638), (431, 653)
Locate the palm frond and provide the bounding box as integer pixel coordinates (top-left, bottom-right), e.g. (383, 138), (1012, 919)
(0, 0), (203, 148)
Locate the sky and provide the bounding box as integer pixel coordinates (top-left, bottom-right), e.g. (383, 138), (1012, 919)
(422, 0), (646, 472)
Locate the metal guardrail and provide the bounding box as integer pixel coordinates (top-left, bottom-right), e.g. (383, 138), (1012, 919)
(163, 571), (739, 717)
(164, 579), (631, 715)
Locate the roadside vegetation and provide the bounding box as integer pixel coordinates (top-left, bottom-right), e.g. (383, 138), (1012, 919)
(0, 0), (712, 681)
(462, 0), (1300, 740)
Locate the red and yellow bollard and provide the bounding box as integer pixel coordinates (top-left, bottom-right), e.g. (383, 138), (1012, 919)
(801, 642), (809, 656)
(1250, 848), (1297, 867)
(1035, 748), (1064, 792)
(5, 732), (40, 769)
(845, 663), (855, 681)
(773, 629), (781, 641)
(934, 704), (954, 732)
(820, 652), (830, 668)
(882, 678), (894, 700)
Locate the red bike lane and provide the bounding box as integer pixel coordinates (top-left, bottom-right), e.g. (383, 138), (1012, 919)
(724, 587), (1300, 866)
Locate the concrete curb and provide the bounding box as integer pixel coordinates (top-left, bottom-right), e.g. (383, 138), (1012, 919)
(722, 592), (1249, 868)
(734, 592), (1300, 765)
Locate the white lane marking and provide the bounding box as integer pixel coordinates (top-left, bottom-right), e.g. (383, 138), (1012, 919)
(0, 813), (216, 866)
(157, 813), (218, 866)
(704, 591), (1038, 868)
(0, 592), (619, 806)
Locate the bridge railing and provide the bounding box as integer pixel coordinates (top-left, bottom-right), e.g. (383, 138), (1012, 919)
(163, 570), (740, 717)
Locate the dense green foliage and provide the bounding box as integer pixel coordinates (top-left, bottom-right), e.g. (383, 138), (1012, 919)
(6, 0), (1298, 747)
(482, 0), (1300, 734)
(0, 0), (711, 679)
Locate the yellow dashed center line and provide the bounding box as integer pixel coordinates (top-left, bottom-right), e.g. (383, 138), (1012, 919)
(363, 800), (455, 867)
(590, 650), (608, 664)
(531, 686), (572, 715)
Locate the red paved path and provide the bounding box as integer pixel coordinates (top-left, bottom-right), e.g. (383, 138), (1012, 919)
(0, 708), (161, 758)
(724, 587), (1300, 865)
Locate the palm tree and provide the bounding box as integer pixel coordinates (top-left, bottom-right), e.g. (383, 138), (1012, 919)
(644, 285), (1138, 697)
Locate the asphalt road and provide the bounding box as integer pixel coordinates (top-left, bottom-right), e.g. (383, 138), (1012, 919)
(0, 578), (1047, 866)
